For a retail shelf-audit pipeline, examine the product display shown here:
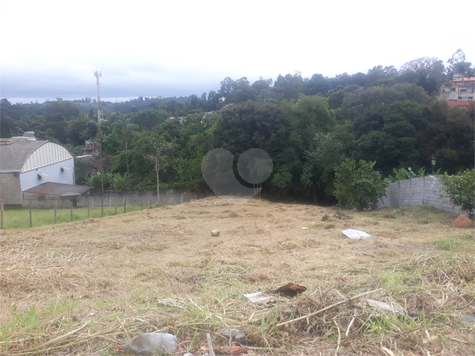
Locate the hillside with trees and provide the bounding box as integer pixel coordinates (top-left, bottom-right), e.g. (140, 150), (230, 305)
(1, 50), (473, 204)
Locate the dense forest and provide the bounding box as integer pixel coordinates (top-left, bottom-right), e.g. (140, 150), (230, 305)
(1, 50), (474, 203)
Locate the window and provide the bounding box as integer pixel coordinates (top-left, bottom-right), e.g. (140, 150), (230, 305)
(461, 89), (467, 93)
(451, 88), (456, 92)
(468, 97), (473, 100)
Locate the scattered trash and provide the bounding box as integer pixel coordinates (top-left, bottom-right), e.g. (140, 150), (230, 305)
(211, 229), (220, 236)
(333, 211), (353, 220)
(206, 333), (215, 356)
(215, 346), (248, 355)
(219, 328), (246, 342)
(366, 299), (405, 315)
(157, 300), (170, 308)
(86, 309), (98, 317)
(342, 229), (374, 240)
(183, 353), (194, 356)
(461, 313), (475, 325)
(118, 332), (177, 355)
(201, 345), (248, 355)
(301, 227), (308, 230)
(270, 282), (307, 297)
(243, 292), (275, 305)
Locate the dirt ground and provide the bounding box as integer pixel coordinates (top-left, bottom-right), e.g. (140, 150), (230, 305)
(1, 197), (474, 355)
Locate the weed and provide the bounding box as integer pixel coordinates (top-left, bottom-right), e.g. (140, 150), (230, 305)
(432, 238), (462, 252)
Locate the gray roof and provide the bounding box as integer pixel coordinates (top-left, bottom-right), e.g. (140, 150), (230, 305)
(23, 182), (91, 197)
(0, 140), (48, 172)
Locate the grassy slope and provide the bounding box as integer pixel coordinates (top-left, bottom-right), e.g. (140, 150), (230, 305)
(0, 197), (474, 355)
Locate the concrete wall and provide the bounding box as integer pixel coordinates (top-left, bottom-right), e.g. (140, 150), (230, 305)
(0, 172), (22, 205)
(378, 176), (466, 215)
(22, 188), (205, 208)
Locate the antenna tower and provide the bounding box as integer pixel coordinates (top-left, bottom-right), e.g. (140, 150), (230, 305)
(94, 71), (103, 122)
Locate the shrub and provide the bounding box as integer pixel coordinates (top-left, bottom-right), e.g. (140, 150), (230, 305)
(439, 169), (475, 218)
(85, 172), (114, 193)
(334, 159), (387, 210)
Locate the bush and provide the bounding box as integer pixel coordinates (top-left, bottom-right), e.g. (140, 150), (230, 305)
(334, 159), (387, 210)
(439, 169), (475, 218)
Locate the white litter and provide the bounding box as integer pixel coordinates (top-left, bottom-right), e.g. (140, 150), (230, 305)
(342, 229), (375, 240)
(366, 299), (405, 315)
(243, 292), (275, 305)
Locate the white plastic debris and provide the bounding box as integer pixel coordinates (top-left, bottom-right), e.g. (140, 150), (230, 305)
(211, 229), (220, 236)
(219, 328), (246, 341)
(366, 299), (405, 315)
(342, 229), (374, 240)
(118, 332), (177, 355)
(243, 292), (275, 305)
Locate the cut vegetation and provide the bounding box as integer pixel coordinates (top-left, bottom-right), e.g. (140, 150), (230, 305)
(0, 198), (474, 355)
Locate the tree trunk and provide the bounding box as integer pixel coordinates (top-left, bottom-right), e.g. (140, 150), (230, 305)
(125, 139), (129, 176)
(156, 160), (160, 204)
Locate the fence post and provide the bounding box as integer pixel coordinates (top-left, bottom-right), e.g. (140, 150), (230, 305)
(148, 195), (151, 209)
(70, 200), (73, 222)
(124, 197), (126, 213)
(54, 200), (57, 224)
(29, 202), (32, 228)
(101, 198), (104, 217)
(115, 205), (117, 215)
(1, 199), (4, 230)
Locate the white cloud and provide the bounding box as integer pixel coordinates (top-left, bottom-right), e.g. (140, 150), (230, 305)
(1, 0), (474, 103)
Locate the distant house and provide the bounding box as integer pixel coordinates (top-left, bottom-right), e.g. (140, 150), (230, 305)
(0, 138), (76, 205)
(440, 75), (475, 106)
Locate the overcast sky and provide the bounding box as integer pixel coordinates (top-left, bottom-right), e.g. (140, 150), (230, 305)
(1, 0), (474, 104)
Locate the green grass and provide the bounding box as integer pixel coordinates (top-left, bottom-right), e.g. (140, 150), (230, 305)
(1, 204), (151, 229)
(432, 238), (463, 252)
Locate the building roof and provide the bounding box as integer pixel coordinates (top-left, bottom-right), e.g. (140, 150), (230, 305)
(0, 140), (47, 172)
(447, 100), (471, 106)
(452, 77), (475, 82)
(23, 182), (91, 197)
(0, 140), (73, 173)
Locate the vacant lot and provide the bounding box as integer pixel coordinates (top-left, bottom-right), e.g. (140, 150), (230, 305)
(1, 197), (474, 355)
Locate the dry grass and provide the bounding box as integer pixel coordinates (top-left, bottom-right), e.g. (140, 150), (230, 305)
(0, 197), (474, 355)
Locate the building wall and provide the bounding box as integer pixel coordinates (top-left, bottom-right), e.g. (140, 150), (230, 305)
(20, 158), (75, 192)
(378, 176), (469, 215)
(0, 173), (22, 205)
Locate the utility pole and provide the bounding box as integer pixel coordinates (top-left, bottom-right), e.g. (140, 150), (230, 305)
(94, 71), (103, 122)
(94, 71), (105, 193)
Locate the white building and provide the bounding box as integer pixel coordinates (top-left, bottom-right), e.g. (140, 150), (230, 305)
(440, 75), (475, 107)
(0, 139), (76, 205)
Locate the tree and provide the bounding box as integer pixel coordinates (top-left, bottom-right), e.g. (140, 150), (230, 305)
(447, 49), (475, 77)
(214, 101), (289, 158)
(302, 133), (346, 202)
(274, 72), (304, 101)
(399, 57), (446, 94)
(365, 65), (398, 87)
(439, 169), (475, 218)
(112, 116), (139, 175)
(333, 159), (387, 210)
(134, 132), (175, 201)
(286, 95), (335, 154)
(44, 99), (81, 122)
